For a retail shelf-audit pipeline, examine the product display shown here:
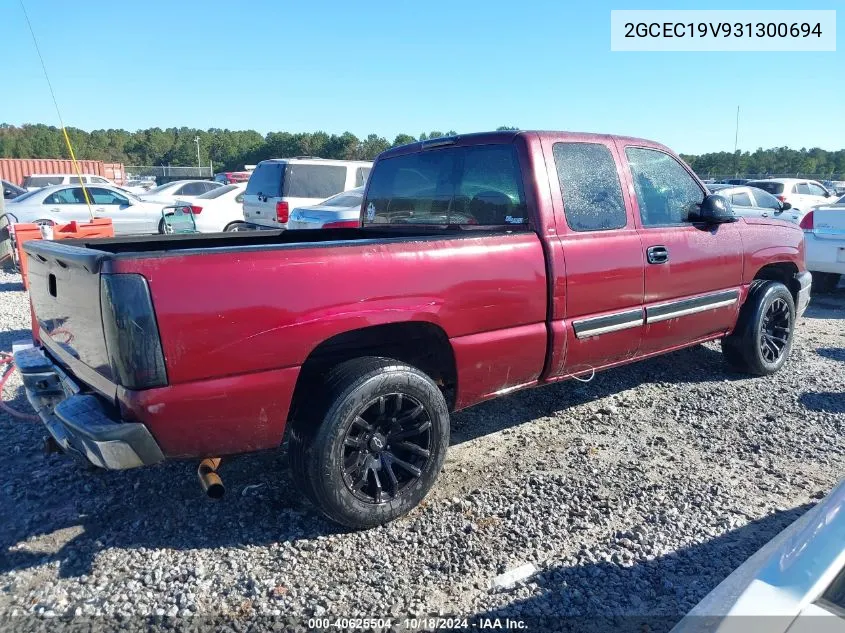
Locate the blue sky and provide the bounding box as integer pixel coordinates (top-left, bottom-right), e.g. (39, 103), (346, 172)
(3, 0), (842, 154)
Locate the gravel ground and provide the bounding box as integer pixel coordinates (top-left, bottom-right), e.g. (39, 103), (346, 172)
(0, 266), (843, 632)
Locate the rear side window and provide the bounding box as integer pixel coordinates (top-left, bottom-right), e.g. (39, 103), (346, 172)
(626, 147), (704, 226)
(45, 188), (86, 204)
(795, 183), (811, 194)
(730, 192), (752, 206)
(355, 167), (371, 187)
(245, 163), (284, 197)
(748, 181), (784, 195)
(553, 142), (626, 231)
(284, 165), (346, 199)
(363, 144), (527, 226)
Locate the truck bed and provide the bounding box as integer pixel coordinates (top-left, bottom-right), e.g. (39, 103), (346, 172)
(24, 226), (549, 457)
(58, 226), (509, 255)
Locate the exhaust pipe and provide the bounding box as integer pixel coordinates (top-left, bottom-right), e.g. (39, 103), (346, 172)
(198, 457), (224, 499)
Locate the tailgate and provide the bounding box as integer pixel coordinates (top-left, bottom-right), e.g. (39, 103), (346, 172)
(812, 208), (845, 238)
(24, 240), (117, 398)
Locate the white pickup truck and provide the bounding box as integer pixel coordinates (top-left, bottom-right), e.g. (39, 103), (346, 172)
(801, 199), (845, 292)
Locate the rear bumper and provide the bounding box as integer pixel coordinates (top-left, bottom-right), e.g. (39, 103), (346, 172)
(795, 271), (812, 317)
(14, 347), (165, 470)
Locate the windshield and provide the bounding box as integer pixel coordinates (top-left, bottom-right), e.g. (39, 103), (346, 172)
(363, 144), (528, 226)
(7, 189), (43, 203)
(144, 182), (177, 194)
(197, 184), (239, 199)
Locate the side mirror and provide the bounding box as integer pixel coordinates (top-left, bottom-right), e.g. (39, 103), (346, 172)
(691, 194), (737, 224)
(780, 201), (792, 211)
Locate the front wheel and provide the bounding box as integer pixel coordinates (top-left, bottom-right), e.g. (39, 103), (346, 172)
(223, 221), (248, 232)
(289, 357), (449, 529)
(722, 281), (795, 376)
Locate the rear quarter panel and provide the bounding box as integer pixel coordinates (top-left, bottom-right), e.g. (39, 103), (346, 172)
(112, 233), (549, 397)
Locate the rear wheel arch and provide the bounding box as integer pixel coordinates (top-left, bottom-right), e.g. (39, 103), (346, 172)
(289, 321), (458, 424)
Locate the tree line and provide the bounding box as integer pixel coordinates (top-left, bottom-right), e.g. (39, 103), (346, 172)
(1, 123), (842, 177)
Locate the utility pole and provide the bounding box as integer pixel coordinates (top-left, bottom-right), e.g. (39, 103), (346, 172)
(195, 136), (201, 170)
(733, 106), (740, 177)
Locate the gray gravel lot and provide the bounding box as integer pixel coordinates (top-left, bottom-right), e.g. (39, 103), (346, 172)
(0, 266), (843, 631)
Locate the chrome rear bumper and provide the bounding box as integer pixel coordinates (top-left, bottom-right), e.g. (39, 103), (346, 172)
(14, 347), (165, 470)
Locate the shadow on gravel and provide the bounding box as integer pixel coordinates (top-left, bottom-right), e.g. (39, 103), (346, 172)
(800, 392), (845, 414)
(451, 343), (740, 446)
(816, 348), (845, 363)
(805, 286), (845, 319)
(0, 446), (338, 578)
(471, 503), (812, 633)
(0, 281), (24, 293)
(0, 328), (33, 352)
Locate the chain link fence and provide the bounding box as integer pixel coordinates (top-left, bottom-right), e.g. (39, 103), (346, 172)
(125, 166), (214, 180)
(697, 173), (844, 181)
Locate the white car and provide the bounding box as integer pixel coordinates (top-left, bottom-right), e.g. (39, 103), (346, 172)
(5, 184), (167, 235)
(122, 179), (157, 194)
(22, 173), (114, 191)
(172, 183), (247, 233)
(243, 157), (371, 229)
(745, 178), (836, 215)
(717, 186), (802, 223)
(287, 187), (363, 230)
(139, 180), (222, 205)
(800, 202), (845, 293)
(671, 479), (845, 633)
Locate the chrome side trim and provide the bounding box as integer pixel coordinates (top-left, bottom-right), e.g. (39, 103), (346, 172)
(647, 290), (739, 324)
(573, 308), (644, 339)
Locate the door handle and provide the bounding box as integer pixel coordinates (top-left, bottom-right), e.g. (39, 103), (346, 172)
(647, 245), (669, 264)
(761, 212), (769, 217)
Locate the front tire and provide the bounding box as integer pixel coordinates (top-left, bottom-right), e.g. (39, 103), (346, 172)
(289, 357), (449, 529)
(722, 281), (795, 376)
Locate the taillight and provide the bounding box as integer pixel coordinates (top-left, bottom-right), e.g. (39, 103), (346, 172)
(189, 205), (203, 214)
(100, 274), (167, 389)
(776, 195), (786, 203)
(799, 211), (814, 231)
(276, 201), (289, 224)
(322, 220), (359, 229)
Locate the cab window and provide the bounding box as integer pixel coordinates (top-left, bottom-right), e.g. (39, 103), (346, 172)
(626, 147), (704, 226)
(363, 144), (527, 226)
(553, 142), (627, 231)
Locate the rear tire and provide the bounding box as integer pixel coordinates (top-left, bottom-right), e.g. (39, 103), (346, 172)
(812, 272), (840, 294)
(288, 357), (449, 529)
(722, 281), (795, 376)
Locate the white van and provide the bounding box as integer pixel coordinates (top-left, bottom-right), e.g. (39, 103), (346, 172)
(243, 157), (371, 229)
(23, 173), (114, 191)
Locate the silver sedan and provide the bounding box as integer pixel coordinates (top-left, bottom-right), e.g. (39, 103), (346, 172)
(4, 184), (168, 234)
(286, 187), (363, 230)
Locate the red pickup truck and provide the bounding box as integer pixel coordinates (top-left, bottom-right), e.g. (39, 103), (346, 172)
(16, 131), (810, 528)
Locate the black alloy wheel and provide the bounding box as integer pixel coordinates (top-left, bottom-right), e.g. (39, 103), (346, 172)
(759, 297), (791, 364)
(341, 393), (433, 504)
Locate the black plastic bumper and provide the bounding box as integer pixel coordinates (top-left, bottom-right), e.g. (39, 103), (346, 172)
(14, 347), (165, 470)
